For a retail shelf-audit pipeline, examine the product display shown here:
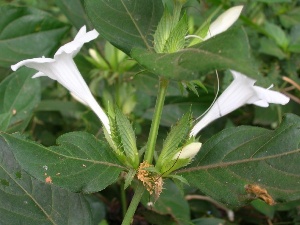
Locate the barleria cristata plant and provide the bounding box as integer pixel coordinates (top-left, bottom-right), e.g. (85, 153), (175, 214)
(0, 0), (299, 224)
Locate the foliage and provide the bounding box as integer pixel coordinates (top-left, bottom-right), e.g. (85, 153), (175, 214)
(0, 0), (299, 224)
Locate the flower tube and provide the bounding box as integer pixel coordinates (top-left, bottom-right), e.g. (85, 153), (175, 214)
(11, 26), (111, 134)
(190, 70), (290, 136)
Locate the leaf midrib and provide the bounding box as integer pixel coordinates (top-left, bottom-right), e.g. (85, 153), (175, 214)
(120, 0), (152, 51)
(177, 148), (300, 173)
(0, 163), (57, 225)
(2, 134), (126, 169)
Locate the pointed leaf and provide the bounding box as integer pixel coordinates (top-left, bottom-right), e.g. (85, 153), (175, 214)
(115, 107), (139, 168)
(167, 174), (189, 186)
(124, 169), (136, 190)
(0, 5), (70, 68)
(0, 136), (92, 225)
(157, 112), (191, 170)
(0, 131), (124, 193)
(153, 2), (182, 53)
(164, 12), (188, 53)
(0, 68), (40, 132)
(154, 8), (176, 53)
(85, 0), (163, 54)
(177, 114), (300, 207)
(131, 27), (258, 81)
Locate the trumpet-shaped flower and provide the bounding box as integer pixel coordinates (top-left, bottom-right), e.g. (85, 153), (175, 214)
(190, 70), (290, 137)
(11, 26), (111, 133)
(204, 5), (243, 40)
(173, 142), (202, 160)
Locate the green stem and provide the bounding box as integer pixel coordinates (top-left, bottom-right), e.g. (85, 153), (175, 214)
(120, 182), (127, 218)
(144, 77), (169, 163)
(121, 182), (145, 225)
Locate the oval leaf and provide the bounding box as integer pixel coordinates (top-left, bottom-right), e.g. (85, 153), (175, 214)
(0, 136), (92, 225)
(177, 114), (300, 207)
(0, 68), (40, 132)
(0, 5), (70, 67)
(85, 0), (163, 54)
(0, 131), (125, 193)
(131, 27), (258, 81)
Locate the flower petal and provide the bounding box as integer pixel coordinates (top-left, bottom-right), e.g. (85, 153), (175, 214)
(74, 25), (87, 40)
(11, 57), (55, 71)
(190, 70), (290, 137)
(252, 100), (269, 107)
(55, 26), (99, 58)
(32, 71), (46, 78)
(253, 86), (290, 105)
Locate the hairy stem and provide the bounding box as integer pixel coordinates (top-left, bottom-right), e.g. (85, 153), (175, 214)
(121, 182), (145, 225)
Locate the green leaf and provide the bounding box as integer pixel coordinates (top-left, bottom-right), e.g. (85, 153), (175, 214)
(55, 0), (90, 29)
(124, 169), (136, 189)
(0, 131), (124, 193)
(154, 7), (178, 53)
(0, 68), (40, 132)
(279, 7), (300, 28)
(167, 174), (189, 186)
(164, 12), (188, 53)
(255, 0), (291, 3)
(142, 180), (190, 224)
(259, 38), (287, 59)
(153, 1), (183, 53)
(251, 199), (275, 219)
(35, 100), (85, 118)
(264, 22), (289, 50)
(131, 27), (258, 81)
(85, 0), (164, 55)
(0, 135), (92, 225)
(188, 19), (210, 47)
(143, 93), (214, 127)
(177, 114), (300, 207)
(115, 107), (139, 168)
(192, 218), (226, 225)
(0, 5), (70, 68)
(84, 195), (106, 224)
(156, 112), (191, 172)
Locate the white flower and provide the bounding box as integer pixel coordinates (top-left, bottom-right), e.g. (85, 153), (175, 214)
(11, 26), (111, 134)
(190, 70), (290, 137)
(204, 5), (244, 40)
(173, 142), (202, 159)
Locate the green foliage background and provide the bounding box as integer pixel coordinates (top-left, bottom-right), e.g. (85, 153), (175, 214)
(0, 0), (299, 224)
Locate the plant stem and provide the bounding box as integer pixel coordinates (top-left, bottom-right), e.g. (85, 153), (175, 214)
(121, 182), (145, 225)
(120, 182), (127, 218)
(144, 77), (169, 163)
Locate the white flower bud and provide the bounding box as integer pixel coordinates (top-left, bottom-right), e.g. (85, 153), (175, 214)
(173, 142), (202, 159)
(204, 6), (244, 40)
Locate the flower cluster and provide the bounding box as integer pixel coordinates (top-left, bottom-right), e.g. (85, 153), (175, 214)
(11, 7), (290, 167)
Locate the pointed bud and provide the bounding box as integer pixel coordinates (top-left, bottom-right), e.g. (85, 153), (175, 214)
(204, 5), (243, 40)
